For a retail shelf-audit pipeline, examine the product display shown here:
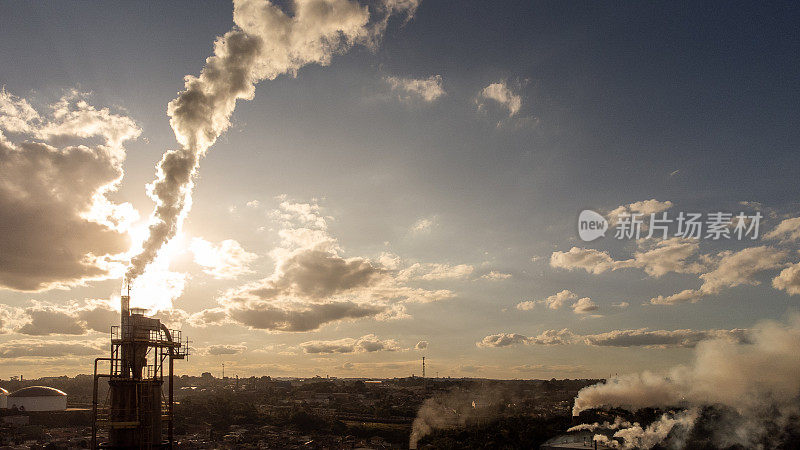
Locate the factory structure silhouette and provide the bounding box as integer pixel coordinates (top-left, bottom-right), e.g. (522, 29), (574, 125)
(90, 286), (189, 449)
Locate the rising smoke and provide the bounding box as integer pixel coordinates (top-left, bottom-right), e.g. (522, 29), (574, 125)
(409, 387), (506, 449)
(570, 314), (800, 448)
(126, 0), (418, 282)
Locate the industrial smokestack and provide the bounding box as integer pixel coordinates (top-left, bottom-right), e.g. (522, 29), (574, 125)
(92, 289), (189, 449)
(125, 0), (419, 283)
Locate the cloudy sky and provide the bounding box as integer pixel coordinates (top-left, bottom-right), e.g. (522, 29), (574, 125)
(1, 1), (799, 380)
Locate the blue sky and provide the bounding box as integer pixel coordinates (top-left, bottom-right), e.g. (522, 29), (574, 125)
(0, 0), (799, 379)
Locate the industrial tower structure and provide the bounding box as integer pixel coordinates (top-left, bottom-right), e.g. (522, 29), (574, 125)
(91, 288), (189, 449)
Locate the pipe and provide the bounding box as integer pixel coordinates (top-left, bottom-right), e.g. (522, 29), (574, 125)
(169, 356), (174, 447)
(91, 357), (113, 450)
(161, 324), (176, 448)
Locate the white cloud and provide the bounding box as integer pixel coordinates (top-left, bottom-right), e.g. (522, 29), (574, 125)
(516, 289), (577, 311)
(650, 288), (702, 305)
(551, 238), (704, 278)
(772, 262), (800, 295)
(398, 263), (474, 281)
(514, 301), (536, 311)
(571, 297), (599, 314)
(0, 87), (40, 134)
(300, 334), (400, 354)
(385, 75), (445, 103)
(414, 340), (428, 350)
(476, 332), (531, 348)
(607, 199), (674, 225)
(699, 246), (786, 293)
(412, 217), (434, 233)
(480, 271), (512, 281)
(477, 81), (522, 117)
(551, 235), (789, 306)
(190, 237), (257, 279)
(516, 290), (602, 315)
(192, 199), (461, 332)
(651, 246), (787, 305)
(764, 217), (800, 242)
(550, 247), (615, 274)
(378, 252), (401, 270)
(477, 329), (576, 348)
(623, 238), (706, 277)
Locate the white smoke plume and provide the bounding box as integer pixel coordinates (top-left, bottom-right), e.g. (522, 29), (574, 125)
(571, 314), (800, 448)
(567, 413), (699, 450)
(409, 388), (503, 449)
(567, 416), (632, 433)
(126, 0), (418, 282)
(609, 409), (698, 449)
(591, 434), (618, 447)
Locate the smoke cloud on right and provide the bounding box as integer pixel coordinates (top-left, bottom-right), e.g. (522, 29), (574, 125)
(571, 314), (800, 448)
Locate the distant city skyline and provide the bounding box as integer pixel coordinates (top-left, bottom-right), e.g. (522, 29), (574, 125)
(1, 1), (799, 381)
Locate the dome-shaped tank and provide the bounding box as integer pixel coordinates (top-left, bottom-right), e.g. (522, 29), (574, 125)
(8, 386), (67, 411)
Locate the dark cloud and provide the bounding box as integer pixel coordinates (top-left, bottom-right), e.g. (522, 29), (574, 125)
(205, 344), (246, 355)
(17, 307), (86, 336)
(0, 339), (105, 358)
(202, 199), (458, 332)
(11, 300), (118, 336)
(225, 300), (386, 332)
(153, 309), (190, 329)
(582, 328), (749, 348)
(76, 302), (119, 333)
(478, 328), (749, 349)
(188, 307), (229, 327)
(0, 90), (139, 291)
(252, 250), (386, 300)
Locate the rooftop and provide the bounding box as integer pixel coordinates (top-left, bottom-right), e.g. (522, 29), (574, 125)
(9, 386), (67, 397)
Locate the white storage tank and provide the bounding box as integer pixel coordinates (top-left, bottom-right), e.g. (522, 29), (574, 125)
(0, 387), (7, 409)
(7, 386), (67, 411)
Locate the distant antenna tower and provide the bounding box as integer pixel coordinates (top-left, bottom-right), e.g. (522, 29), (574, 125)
(222, 362), (225, 379)
(422, 356), (426, 378)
